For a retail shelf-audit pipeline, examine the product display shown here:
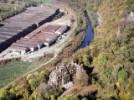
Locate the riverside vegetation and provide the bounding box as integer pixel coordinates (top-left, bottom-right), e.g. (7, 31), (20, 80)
(0, 0), (134, 100)
(0, 0), (50, 21)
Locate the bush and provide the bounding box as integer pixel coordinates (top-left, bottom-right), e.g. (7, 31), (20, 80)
(58, 96), (79, 100)
(75, 66), (89, 86)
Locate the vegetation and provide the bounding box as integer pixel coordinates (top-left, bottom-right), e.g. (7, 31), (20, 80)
(0, 69), (50, 100)
(71, 0), (134, 99)
(0, 0), (51, 21)
(0, 0), (133, 100)
(0, 57), (51, 87)
(0, 60), (31, 87)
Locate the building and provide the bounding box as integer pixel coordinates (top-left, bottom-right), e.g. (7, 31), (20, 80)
(55, 25), (68, 35)
(9, 24), (68, 54)
(0, 5), (60, 52)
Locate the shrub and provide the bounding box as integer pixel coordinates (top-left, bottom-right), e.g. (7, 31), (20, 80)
(58, 96), (79, 100)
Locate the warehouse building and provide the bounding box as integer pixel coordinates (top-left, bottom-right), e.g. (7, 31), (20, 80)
(0, 5), (60, 53)
(55, 25), (69, 35)
(9, 24), (68, 54)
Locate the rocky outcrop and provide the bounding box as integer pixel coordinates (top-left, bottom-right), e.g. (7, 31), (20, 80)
(127, 11), (134, 22)
(36, 61), (93, 98)
(48, 61), (88, 89)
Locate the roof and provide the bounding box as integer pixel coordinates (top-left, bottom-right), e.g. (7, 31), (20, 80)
(55, 25), (68, 34)
(10, 24), (66, 51)
(10, 45), (28, 51)
(0, 5), (59, 49)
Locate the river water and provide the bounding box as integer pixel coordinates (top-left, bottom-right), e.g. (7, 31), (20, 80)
(80, 11), (94, 48)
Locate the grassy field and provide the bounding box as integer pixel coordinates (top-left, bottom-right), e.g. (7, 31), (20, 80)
(0, 57), (51, 87)
(0, 61), (31, 87)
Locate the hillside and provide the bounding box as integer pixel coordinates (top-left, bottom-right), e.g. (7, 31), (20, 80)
(0, 0), (134, 100)
(72, 0), (134, 99)
(0, 0), (49, 21)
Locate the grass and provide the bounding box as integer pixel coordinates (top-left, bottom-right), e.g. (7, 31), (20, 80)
(0, 61), (31, 87)
(0, 55), (52, 87)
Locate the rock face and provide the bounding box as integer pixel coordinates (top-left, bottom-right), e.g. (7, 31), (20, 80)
(48, 61), (86, 89)
(127, 11), (134, 22)
(97, 12), (103, 25)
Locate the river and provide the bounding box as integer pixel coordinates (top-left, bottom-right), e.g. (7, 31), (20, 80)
(80, 11), (94, 48)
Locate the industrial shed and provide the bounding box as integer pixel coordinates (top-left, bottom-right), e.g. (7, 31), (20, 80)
(55, 25), (68, 35)
(0, 5), (60, 53)
(9, 24), (68, 54)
